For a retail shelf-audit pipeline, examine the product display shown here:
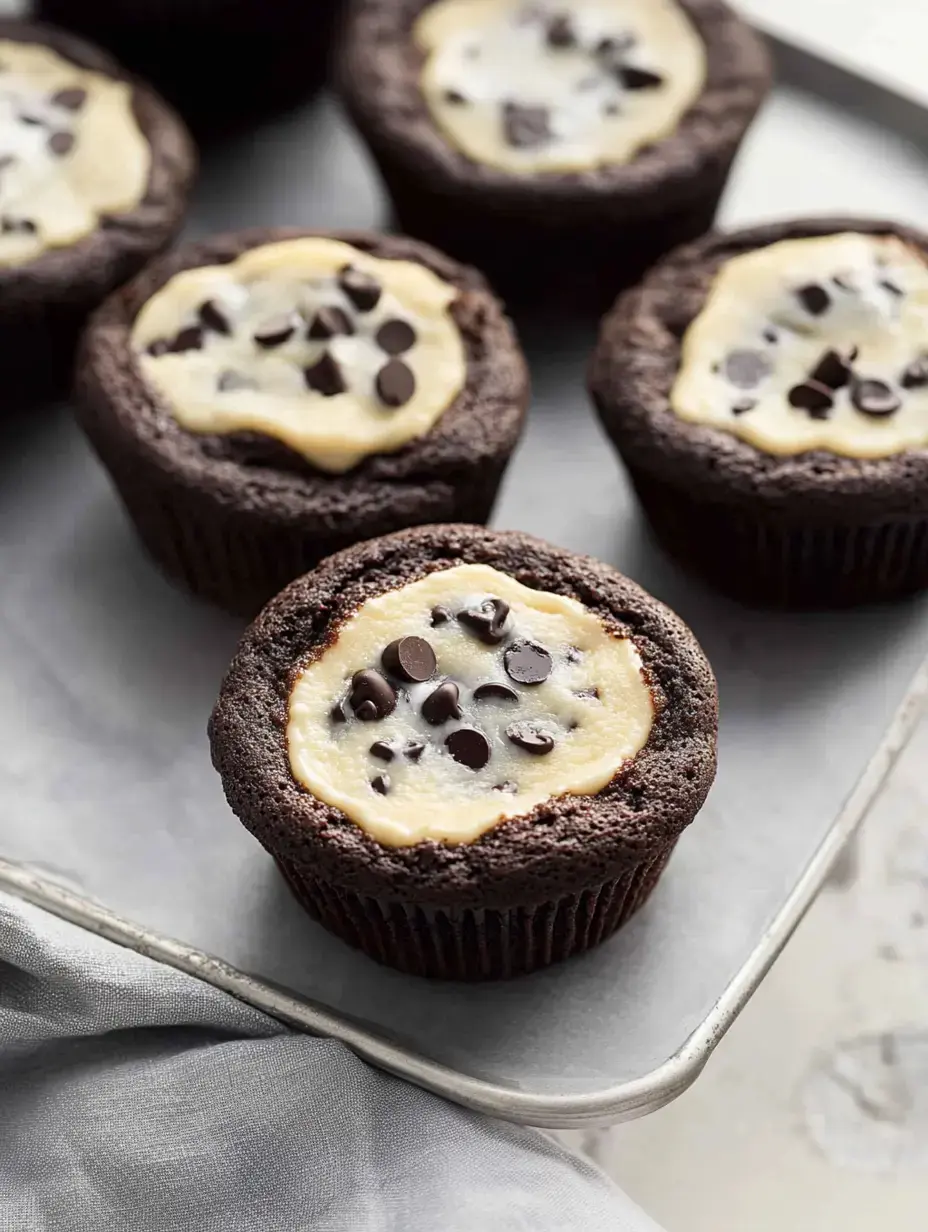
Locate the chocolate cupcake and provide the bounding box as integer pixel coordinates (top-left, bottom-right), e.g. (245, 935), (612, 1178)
(209, 524), (718, 980)
(37, 0), (342, 138)
(76, 228), (529, 615)
(590, 217), (928, 608)
(339, 0), (770, 313)
(0, 20), (194, 405)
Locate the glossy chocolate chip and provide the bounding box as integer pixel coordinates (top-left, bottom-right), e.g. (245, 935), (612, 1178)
(444, 89), (468, 105)
(504, 642), (553, 685)
(338, 265), (381, 312)
(1, 216), (35, 235)
(502, 101), (552, 149)
(618, 65), (664, 90)
(788, 380), (833, 418)
(421, 680), (463, 726)
(48, 130), (74, 156)
(546, 13), (575, 46)
(217, 369), (257, 392)
(308, 306), (354, 340)
(198, 300), (232, 335)
(901, 355), (928, 389)
(732, 398), (757, 416)
(796, 283), (831, 315)
(506, 723), (555, 755)
(851, 378), (901, 417)
(404, 740), (426, 762)
(375, 319), (417, 355)
(430, 605), (452, 627)
(473, 682), (519, 703)
(723, 349), (770, 390)
(329, 701), (347, 724)
(458, 598), (510, 644)
(349, 669), (396, 721)
(375, 360), (415, 408)
(169, 326), (204, 354)
(253, 315), (296, 348)
(371, 774), (391, 796)
(51, 87), (87, 111)
(445, 727), (492, 770)
(305, 352), (346, 397)
(381, 636), (437, 683)
(810, 348), (853, 390)
(369, 740), (395, 763)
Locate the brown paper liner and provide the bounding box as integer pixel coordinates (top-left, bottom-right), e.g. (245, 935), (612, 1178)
(275, 843), (676, 980)
(629, 467), (928, 608)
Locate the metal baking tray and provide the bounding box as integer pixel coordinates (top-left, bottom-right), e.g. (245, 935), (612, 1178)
(3, 40), (928, 1128)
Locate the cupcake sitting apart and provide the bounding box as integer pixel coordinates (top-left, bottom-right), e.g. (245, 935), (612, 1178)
(590, 218), (928, 608)
(209, 524), (718, 979)
(76, 229), (529, 615)
(0, 21), (194, 406)
(340, 0), (770, 312)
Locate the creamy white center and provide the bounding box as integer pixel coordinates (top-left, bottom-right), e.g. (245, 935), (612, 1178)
(287, 564), (655, 847)
(415, 0), (706, 174)
(672, 233), (928, 459)
(131, 238), (468, 474)
(0, 40), (150, 267)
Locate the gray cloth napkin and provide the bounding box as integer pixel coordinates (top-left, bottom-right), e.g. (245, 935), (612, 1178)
(0, 890), (661, 1231)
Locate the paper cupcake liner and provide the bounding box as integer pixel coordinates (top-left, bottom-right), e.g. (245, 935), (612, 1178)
(629, 467), (928, 608)
(276, 844), (676, 980)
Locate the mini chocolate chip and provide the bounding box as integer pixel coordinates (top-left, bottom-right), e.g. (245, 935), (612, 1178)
(146, 339), (170, 357)
(308, 305), (354, 340)
(51, 87), (87, 111)
(851, 378), (901, 418)
(763, 327), (778, 344)
(430, 605), (452, 627)
(198, 300), (231, 335)
(445, 727), (491, 770)
(1, 216), (36, 235)
(375, 319), (417, 355)
(575, 686), (600, 700)
(371, 774), (391, 796)
(48, 130), (74, 157)
(787, 380), (833, 418)
(349, 669), (396, 721)
(421, 680), (463, 726)
(473, 682), (519, 703)
(796, 283), (831, 315)
(619, 65), (664, 90)
(458, 598), (510, 644)
(330, 701), (347, 724)
(404, 740), (426, 762)
(169, 326), (204, 354)
(381, 636), (437, 683)
(881, 278), (904, 297)
(493, 780), (518, 793)
(732, 398), (757, 416)
(338, 264), (382, 312)
(546, 13), (575, 47)
(254, 314), (296, 348)
(502, 101), (552, 149)
(810, 348), (853, 390)
(376, 359), (416, 408)
(504, 641), (553, 685)
(217, 369), (257, 392)
(506, 723), (555, 755)
(901, 355), (928, 389)
(305, 352), (346, 397)
(444, 89), (468, 105)
(370, 740), (395, 763)
(723, 349), (770, 390)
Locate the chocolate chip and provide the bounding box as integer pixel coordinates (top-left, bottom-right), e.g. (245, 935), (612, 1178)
(305, 352), (346, 397)
(330, 701), (347, 724)
(493, 780), (518, 793)
(375, 360), (415, 408)
(381, 636), (437, 683)
(430, 606), (452, 627)
(901, 355), (928, 389)
(787, 381), (833, 418)
(732, 399), (757, 416)
(619, 65), (664, 91)
(506, 723), (555, 755)
(445, 727), (492, 770)
(421, 680), (463, 726)
(575, 687), (600, 700)
(51, 87), (87, 111)
(198, 300), (232, 335)
(881, 278), (904, 297)
(169, 326), (204, 354)
(473, 682), (519, 703)
(371, 774), (391, 795)
(1, 216), (35, 234)
(253, 315), (296, 348)
(502, 102), (552, 149)
(308, 306), (355, 340)
(217, 369), (257, 392)
(444, 89), (468, 105)
(349, 669), (396, 721)
(565, 646), (583, 664)
(810, 348), (853, 390)
(851, 378), (901, 418)
(48, 131), (74, 157)
(370, 740), (395, 763)
(375, 319), (417, 355)
(338, 265), (381, 313)
(546, 14), (575, 47)
(723, 349), (770, 390)
(796, 283), (831, 315)
(404, 740), (426, 762)
(458, 598), (510, 644)
(504, 642), (553, 685)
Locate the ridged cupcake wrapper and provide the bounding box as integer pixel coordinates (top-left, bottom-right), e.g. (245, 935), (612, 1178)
(276, 844), (676, 981)
(629, 466), (928, 608)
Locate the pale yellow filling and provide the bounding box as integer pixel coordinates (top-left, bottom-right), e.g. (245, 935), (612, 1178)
(0, 40), (150, 267)
(672, 233), (928, 459)
(415, 0), (706, 174)
(131, 238), (468, 474)
(287, 564), (655, 847)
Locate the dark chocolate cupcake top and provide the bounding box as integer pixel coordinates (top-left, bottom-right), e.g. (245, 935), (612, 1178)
(209, 525), (718, 907)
